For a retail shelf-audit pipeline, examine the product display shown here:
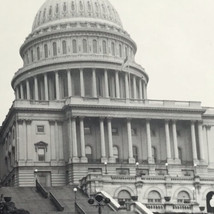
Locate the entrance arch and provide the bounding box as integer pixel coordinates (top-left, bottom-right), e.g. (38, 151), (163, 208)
(206, 191), (214, 213)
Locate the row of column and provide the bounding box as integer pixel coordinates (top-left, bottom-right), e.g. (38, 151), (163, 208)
(15, 68), (147, 101)
(68, 117), (205, 164)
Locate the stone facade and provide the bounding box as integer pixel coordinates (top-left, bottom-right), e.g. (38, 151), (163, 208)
(1, 0), (214, 213)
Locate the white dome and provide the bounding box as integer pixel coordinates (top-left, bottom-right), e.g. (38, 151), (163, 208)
(32, 0), (123, 32)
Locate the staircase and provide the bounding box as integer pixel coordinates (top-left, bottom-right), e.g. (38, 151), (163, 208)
(0, 186), (115, 214)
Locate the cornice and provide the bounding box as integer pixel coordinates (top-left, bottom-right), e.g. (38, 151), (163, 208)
(12, 60), (148, 88)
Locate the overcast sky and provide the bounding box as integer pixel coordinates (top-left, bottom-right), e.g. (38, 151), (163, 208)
(0, 0), (214, 125)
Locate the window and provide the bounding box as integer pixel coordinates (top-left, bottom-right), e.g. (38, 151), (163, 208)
(177, 191), (191, 203)
(118, 190), (131, 211)
(148, 191), (161, 203)
(152, 146), (157, 162)
(53, 42), (57, 56)
(72, 39), (77, 53)
(37, 47), (40, 60)
(111, 42), (115, 56)
(113, 146), (119, 161)
(133, 146), (138, 161)
(37, 125), (45, 133)
(93, 39), (98, 53)
(83, 39), (87, 53)
(38, 148), (45, 161)
(31, 50), (34, 62)
(84, 126), (92, 135)
(86, 146), (92, 161)
(44, 44), (48, 58)
(102, 40), (107, 54)
(119, 44), (122, 57)
(131, 128), (137, 135)
(112, 127), (118, 135)
(178, 147), (182, 160)
(34, 141), (48, 162)
(62, 40), (67, 54)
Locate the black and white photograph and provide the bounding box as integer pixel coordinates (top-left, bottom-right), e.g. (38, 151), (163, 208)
(0, 0), (214, 213)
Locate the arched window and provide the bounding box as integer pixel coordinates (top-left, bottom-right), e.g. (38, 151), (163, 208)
(44, 44), (48, 58)
(72, 39), (77, 53)
(62, 40), (67, 54)
(102, 40), (107, 54)
(152, 146), (157, 163)
(133, 146), (138, 161)
(178, 147), (182, 161)
(119, 44), (122, 57)
(83, 39), (87, 53)
(113, 146), (119, 162)
(93, 39), (98, 53)
(86, 146), (92, 162)
(118, 190), (131, 210)
(31, 50), (34, 62)
(37, 47), (40, 60)
(148, 191), (161, 203)
(177, 191), (190, 203)
(53, 42), (57, 56)
(111, 42), (115, 56)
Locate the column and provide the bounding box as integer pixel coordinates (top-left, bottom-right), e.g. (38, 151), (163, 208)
(55, 71), (60, 100)
(146, 119), (153, 163)
(49, 120), (57, 163)
(198, 121), (205, 162)
(100, 118), (107, 162)
(71, 117), (79, 162)
(127, 119), (135, 163)
(34, 76), (39, 100)
(104, 69), (109, 98)
(67, 70), (72, 97)
(139, 79), (143, 100)
(125, 72), (130, 99)
(26, 120), (32, 163)
(133, 76), (137, 99)
(205, 125), (212, 165)
(44, 73), (49, 101)
(15, 87), (19, 100)
(80, 69), (85, 97)
(143, 81), (147, 99)
(92, 69), (97, 98)
(20, 84), (24, 99)
(115, 71), (120, 98)
(191, 121), (198, 162)
(165, 120), (172, 161)
(54, 121), (59, 161)
(107, 118), (114, 162)
(68, 119), (73, 162)
(80, 117), (87, 162)
(172, 120), (179, 161)
(26, 80), (30, 100)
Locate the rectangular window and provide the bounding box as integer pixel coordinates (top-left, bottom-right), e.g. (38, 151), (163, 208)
(112, 127), (118, 135)
(38, 148), (45, 161)
(37, 125), (45, 133)
(131, 128), (137, 136)
(84, 127), (92, 135)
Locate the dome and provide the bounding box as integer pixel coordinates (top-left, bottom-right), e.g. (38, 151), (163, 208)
(32, 0), (123, 32)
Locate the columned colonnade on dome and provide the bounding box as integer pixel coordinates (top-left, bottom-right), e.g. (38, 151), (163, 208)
(15, 68), (147, 101)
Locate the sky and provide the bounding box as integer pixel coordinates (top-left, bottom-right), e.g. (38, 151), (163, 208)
(0, 0), (214, 124)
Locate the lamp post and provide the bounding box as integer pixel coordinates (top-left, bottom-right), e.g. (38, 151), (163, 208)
(104, 162), (108, 174)
(73, 187), (77, 203)
(88, 193), (111, 214)
(165, 163), (168, 175)
(135, 162), (139, 176)
(34, 169), (38, 181)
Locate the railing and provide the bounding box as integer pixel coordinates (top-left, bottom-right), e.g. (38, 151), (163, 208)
(49, 192), (64, 211)
(145, 203), (164, 210)
(75, 202), (86, 214)
(173, 203), (192, 210)
(36, 179), (48, 198)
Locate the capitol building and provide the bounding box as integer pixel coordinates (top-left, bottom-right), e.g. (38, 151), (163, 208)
(1, 0), (214, 213)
